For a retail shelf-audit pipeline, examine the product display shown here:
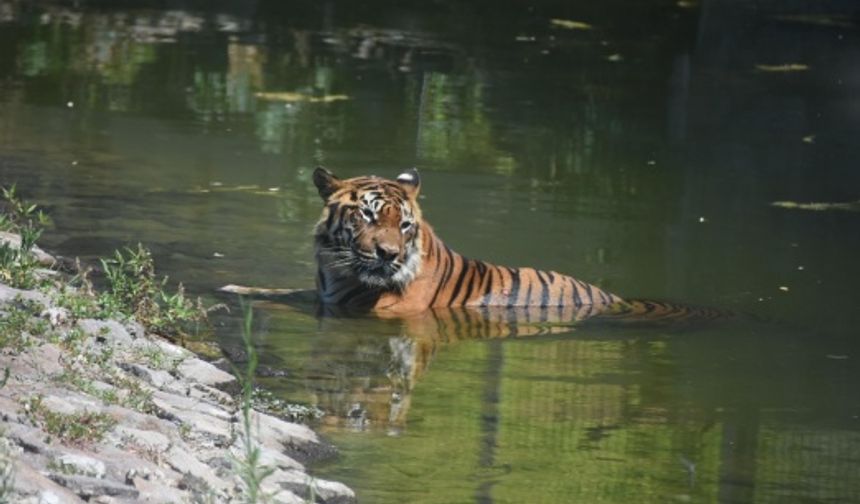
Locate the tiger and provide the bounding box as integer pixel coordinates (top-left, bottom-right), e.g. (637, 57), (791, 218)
(310, 167), (728, 323)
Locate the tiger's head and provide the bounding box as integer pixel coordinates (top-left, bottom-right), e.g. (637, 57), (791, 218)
(313, 167), (423, 290)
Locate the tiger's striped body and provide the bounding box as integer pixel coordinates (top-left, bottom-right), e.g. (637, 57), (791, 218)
(313, 167), (640, 319)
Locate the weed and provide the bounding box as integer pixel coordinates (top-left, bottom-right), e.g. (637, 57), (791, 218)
(23, 395), (117, 445)
(98, 244), (209, 338)
(232, 301), (275, 503)
(135, 344), (179, 372)
(0, 298), (48, 352)
(0, 185), (51, 290)
(52, 284), (100, 321)
(56, 362), (155, 414)
(112, 374), (156, 414)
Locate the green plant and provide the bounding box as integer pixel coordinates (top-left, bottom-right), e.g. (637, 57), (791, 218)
(0, 298), (48, 352)
(232, 301), (274, 503)
(0, 185), (51, 289)
(53, 283), (100, 321)
(98, 244), (209, 337)
(23, 395), (117, 445)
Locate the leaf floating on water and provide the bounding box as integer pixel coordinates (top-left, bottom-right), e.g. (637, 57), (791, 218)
(755, 63), (809, 72)
(184, 185), (282, 197)
(771, 200), (860, 212)
(254, 92), (350, 103)
(549, 19), (593, 30)
(774, 14), (855, 28)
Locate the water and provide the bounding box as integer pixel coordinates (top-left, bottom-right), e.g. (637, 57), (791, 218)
(1, 1), (859, 502)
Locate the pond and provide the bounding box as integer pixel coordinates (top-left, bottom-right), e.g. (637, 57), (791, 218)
(1, 0), (859, 502)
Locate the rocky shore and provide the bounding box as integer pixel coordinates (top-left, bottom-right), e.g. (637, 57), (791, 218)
(0, 237), (355, 503)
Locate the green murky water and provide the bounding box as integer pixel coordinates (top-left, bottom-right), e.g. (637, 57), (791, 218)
(2, 1), (859, 502)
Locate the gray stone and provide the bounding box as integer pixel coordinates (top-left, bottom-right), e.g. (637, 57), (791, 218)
(0, 283), (48, 307)
(12, 461), (87, 503)
(118, 363), (175, 389)
(123, 320), (146, 339)
(151, 390), (232, 446)
(263, 488), (306, 504)
(187, 382), (234, 405)
(269, 469), (356, 504)
(251, 410), (333, 462)
(130, 477), (190, 504)
(39, 393), (103, 416)
(48, 473), (139, 499)
(163, 446), (229, 495)
(77, 319), (135, 346)
(40, 307), (70, 327)
(111, 425), (171, 453)
(230, 439), (304, 472)
(57, 453), (107, 479)
(175, 357), (236, 387)
(153, 340), (190, 359)
(38, 491), (63, 504)
(3, 343), (66, 382)
(4, 422), (54, 455)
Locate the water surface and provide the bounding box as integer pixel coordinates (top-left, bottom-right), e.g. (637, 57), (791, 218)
(1, 1), (859, 502)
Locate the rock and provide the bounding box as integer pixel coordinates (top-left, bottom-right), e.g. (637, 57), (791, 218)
(163, 446), (229, 495)
(0, 283), (49, 306)
(268, 469), (356, 504)
(262, 488), (306, 504)
(40, 307), (70, 327)
(229, 439), (304, 472)
(39, 393), (103, 416)
(175, 357), (236, 387)
(4, 423), (54, 454)
(77, 319), (135, 346)
(38, 490), (64, 504)
(110, 426), (171, 453)
(187, 382), (234, 405)
(118, 363), (175, 389)
(151, 390), (232, 447)
(153, 340), (190, 359)
(57, 453), (107, 479)
(47, 474), (139, 499)
(251, 411), (337, 463)
(12, 461), (87, 503)
(123, 320), (146, 339)
(130, 476), (190, 504)
(4, 343), (65, 381)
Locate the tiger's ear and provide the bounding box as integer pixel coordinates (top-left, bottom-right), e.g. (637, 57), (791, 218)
(396, 168), (420, 199)
(313, 166), (342, 200)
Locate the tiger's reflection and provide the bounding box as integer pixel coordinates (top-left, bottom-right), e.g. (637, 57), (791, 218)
(259, 296), (626, 432)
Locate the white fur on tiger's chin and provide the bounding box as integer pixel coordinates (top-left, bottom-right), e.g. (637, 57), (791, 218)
(357, 245), (422, 290)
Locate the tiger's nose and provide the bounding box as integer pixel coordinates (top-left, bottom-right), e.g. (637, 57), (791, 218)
(375, 243), (399, 262)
